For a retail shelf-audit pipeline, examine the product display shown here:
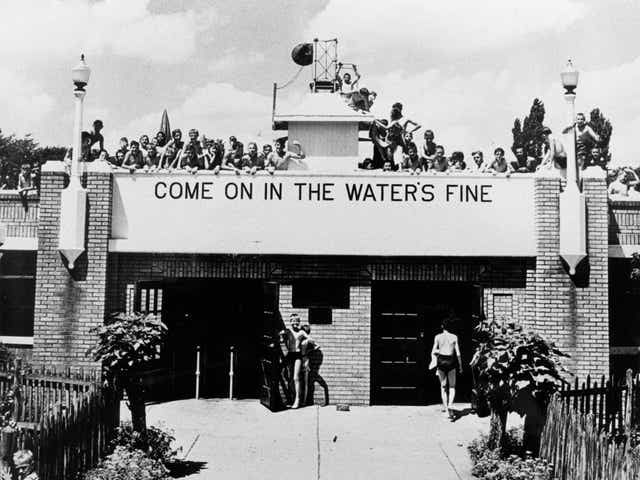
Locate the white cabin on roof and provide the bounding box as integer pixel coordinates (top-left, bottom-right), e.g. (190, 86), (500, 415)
(273, 92), (374, 172)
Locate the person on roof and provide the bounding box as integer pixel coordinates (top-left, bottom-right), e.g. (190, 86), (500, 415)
(337, 63), (361, 93)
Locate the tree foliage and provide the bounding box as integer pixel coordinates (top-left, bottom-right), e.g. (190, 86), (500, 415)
(88, 313), (167, 377)
(0, 129), (66, 187)
(589, 108), (613, 161)
(472, 320), (568, 414)
(471, 319), (569, 453)
(88, 313), (167, 435)
(511, 99), (546, 159)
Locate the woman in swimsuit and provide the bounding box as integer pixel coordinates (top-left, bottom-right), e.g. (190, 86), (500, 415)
(431, 317), (463, 417)
(374, 107), (421, 168)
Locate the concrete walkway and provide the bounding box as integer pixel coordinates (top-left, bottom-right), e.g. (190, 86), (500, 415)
(126, 400), (490, 480)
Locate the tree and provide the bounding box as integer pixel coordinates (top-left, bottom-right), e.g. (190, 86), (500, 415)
(589, 108), (613, 162)
(512, 99), (546, 159)
(471, 319), (569, 454)
(0, 129), (65, 187)
(87, 313), (167, 437)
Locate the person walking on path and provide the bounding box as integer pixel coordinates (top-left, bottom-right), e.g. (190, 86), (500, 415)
(430, 317), (463, 419)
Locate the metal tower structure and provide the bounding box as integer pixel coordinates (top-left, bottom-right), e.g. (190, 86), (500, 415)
(311, 38), (338, 93)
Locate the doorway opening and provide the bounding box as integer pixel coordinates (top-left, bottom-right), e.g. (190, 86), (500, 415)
(371, 281), (481, 405)
(142, 279), (272, 400)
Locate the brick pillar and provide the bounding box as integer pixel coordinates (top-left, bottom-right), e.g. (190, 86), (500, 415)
(532, 172), (609, 379)
(33, 162), (113, 366)
(578, 169), (609, 377)
(279, 283), (372, 405)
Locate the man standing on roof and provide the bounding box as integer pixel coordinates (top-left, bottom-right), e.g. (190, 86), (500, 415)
(537, 127), (567, 177)
(337, 63), (361, 93)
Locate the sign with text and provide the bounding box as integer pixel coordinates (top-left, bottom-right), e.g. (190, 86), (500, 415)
(110, 172), (536, 256)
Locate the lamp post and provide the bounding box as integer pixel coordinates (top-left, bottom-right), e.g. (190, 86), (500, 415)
(70, 55), (91, 182)
(558, 59), (586, 276)
(561, 59), (580, 191)
(58, 55), (91, 270)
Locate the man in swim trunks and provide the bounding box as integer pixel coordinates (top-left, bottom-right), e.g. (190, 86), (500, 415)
(431, 316), (463, 417)
(280, 314), (308, 409)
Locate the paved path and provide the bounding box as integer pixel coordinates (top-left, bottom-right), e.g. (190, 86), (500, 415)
(125, 400), (490, 480)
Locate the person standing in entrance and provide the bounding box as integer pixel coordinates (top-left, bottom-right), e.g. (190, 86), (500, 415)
(280, 314), (308, 409)
(431, 317), (463, 418)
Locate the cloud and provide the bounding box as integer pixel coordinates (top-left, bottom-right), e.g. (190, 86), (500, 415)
(109, 82), (275, 150)
(208, 51), (266, 73)
(0, 0), (220, 64)
(365, 67), (539, 158)
(306, 0), (589, 58)
(363, 52), (640, 166)
(0, 68), (55, 139)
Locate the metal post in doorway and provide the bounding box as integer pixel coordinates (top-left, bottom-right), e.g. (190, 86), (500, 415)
(195, 345), (201, 400)
(229, 346), (235, 400)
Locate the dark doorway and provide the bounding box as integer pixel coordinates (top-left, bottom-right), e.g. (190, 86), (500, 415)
(371, 281), (479, 405)
(156, 279), (265, 399)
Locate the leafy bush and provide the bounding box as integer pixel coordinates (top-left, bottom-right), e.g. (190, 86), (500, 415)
(468, 428), (525, 464)
(471, 320), (569, 452)
(473, 453), (553, 480)
(469, 429), (552, 479)
(87, 313), (168, 434)
(113, 422), (181, 465)
(472, 320), (568, 415)
(82, 446), (169, 480)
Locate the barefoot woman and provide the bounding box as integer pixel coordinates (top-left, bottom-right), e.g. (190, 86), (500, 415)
(431, 317), (463, 416)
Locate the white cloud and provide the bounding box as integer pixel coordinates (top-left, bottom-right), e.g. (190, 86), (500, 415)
(0, 68), (55, 139)
(536, 57), (640, 166)
(366, 67), (538, 158)
(109, 82), (275, 151)
(208, 51), (266, 73)
(0, 0), (220, 64)
(306, 0), (589, 58)
(362, 53), (640, 166)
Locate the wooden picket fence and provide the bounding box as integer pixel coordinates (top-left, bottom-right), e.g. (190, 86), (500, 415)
(540, 395), (640, 480)
(0, 363), (119, 480)
(558, 372), (631, 436)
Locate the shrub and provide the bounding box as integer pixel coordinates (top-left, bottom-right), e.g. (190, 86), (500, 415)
(87, 313), (168, 435)
(468, 428), (525, 463)
(82, 446), (169, 480)
(469, 429), (552, 480)
(113, 422), (181, 465)
(471, 319), (569, 452)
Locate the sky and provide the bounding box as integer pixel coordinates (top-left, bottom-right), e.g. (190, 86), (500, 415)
(2, 0), (640, 166)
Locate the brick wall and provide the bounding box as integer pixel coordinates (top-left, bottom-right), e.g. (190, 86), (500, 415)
(0, 192), (39, 238)
(530, 173), (609, 379)
(32, 163), (113, 366)
(609, 200), (640, 245)
(278, 283), (371, 406)
(30, 167), (609, 398)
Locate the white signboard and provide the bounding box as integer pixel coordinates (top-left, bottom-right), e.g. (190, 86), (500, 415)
(110, 172), (536, 257)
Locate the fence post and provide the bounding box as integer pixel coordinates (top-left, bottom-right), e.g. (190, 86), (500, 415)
(624, 368), (633, 433)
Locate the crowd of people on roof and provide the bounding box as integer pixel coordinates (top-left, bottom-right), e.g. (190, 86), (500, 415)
(363, 105), (610, 177)
(64, 120), (307, 176)
(0, 72), (633, 201)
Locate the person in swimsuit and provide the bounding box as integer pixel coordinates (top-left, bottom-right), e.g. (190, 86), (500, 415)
(565, 112), (599, 157)
(431, 316), (463, 417)
(608, 169), (640, 198)
(280, 314), (308, 409)
(486, 147), (513, 175)
(300, 324), (318, 406)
